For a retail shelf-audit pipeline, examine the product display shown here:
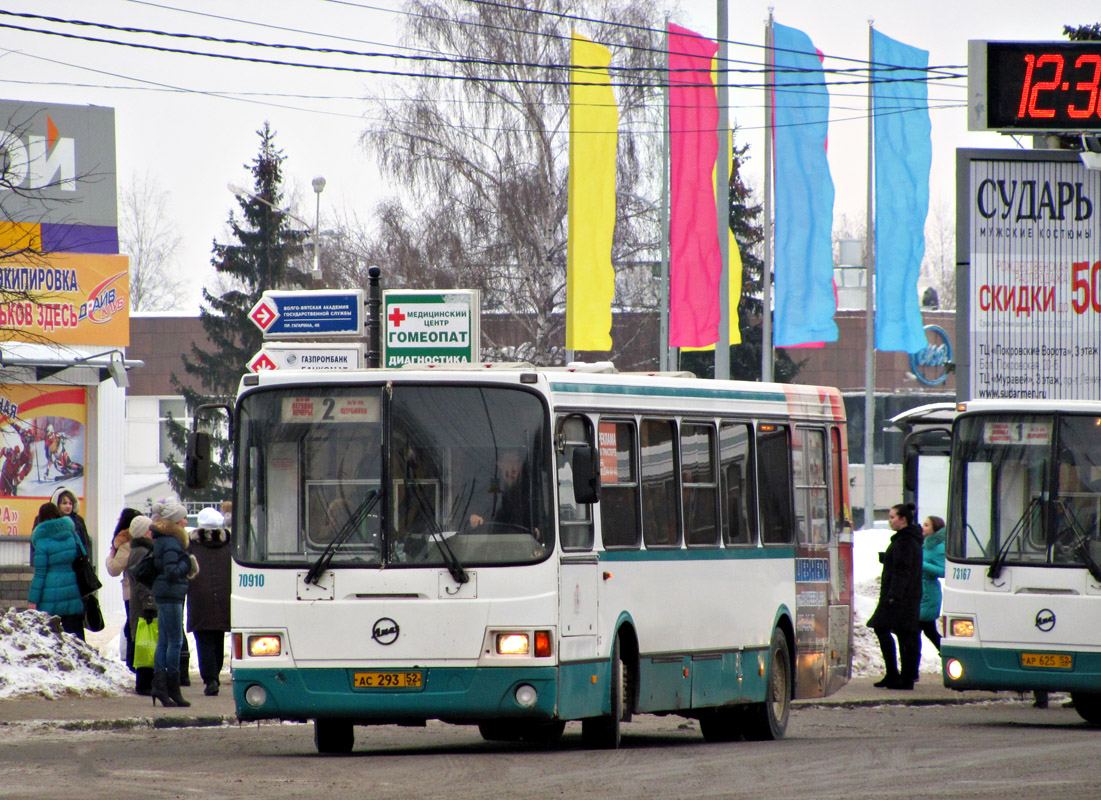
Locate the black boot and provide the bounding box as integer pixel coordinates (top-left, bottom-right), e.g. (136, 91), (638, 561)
(179, 642), (191, 686)
(204, 678), (220, 696)
(135, 667), (153, 696)
(874, 672), (900, 689)
(166, 671), (191, 707)
(151, 671), (177, 707)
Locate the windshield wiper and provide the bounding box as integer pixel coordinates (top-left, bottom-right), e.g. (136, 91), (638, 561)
(406, 479), (468, 585)
(305, 489), (382, 586)
(988, 496), (1042, 580)
(1052, 501), (1101, 583)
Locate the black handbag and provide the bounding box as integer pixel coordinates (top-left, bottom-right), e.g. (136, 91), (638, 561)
(83, 594), (105, 632)
(130, 550), (157, 588)
(72, 533), (102, 597)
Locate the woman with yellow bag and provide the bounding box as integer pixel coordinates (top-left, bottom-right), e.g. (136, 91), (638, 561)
(124, 516), (157, 696)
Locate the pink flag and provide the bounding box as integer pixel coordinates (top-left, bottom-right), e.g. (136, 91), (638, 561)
(668, 24), (720, 348)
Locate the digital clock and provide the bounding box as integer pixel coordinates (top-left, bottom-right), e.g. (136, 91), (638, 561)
(969, 41), (1101, 132)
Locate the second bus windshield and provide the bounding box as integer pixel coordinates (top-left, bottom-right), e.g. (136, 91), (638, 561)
(949, 413), (1101, 568)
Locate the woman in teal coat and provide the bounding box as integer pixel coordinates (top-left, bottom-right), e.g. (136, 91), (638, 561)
(27, 502), (86, 640)
(919, 515), (946, 653)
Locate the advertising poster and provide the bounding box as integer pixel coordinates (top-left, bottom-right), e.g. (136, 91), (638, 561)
(967, 154), (1101, 400)
(0, 252), (130, 346)
(0, 385), (86, 536)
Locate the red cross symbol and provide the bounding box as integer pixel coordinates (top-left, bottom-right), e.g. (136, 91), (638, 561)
(388, 307), (406, 327)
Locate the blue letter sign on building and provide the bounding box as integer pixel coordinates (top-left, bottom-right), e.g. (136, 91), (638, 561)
(249, 290), (364, 338)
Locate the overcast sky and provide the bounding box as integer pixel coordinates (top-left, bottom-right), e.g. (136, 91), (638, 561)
(2, 0), (1098, 309)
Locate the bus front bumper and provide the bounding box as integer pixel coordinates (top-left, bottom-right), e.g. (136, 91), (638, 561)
(942, 644), (1101, 693)
(232, 666), (559, 723)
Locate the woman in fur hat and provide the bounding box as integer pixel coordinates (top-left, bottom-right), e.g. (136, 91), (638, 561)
(149, 504), (199, 707)
(188, 507), (232, 695)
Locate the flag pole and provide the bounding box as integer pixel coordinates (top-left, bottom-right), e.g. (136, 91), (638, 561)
(863, 21), (877, 527)
(761, 12), (775, 382)
(660, 20), (672, 372)
(715, 0), (731, 380)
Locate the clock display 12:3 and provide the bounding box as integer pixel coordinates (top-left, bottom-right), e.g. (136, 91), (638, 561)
(988, 42), (1101, 130)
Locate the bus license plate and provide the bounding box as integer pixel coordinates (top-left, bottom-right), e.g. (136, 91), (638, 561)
(353, 671), (423, 689)
(1020, 653), (1072, 669)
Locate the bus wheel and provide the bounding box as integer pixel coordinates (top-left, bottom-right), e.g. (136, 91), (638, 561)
(582, 637), (625, 749)
(1070, 692), (1101, 725)
(743, 629), (791, 741)
(699, 707), (746, 743)
(314, 719), (355, 754)
(478, 720), (566, 744)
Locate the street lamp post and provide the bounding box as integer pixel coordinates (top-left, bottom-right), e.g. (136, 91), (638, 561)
(228, 177), (326, 281)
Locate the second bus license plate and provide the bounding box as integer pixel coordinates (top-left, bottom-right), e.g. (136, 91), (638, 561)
(353, 671), (423, 689)
(1020, 653), (1072, 669)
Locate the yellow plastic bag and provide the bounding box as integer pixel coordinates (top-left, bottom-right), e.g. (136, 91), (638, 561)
(134, 617), (158, 669)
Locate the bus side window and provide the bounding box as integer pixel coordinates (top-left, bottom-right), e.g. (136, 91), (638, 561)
(830, 426), (846, 534)
(557, 415), (595, 552)
(720, 422), (757, 546)
(682, 422), (719, 547)
(641, 419), (680, 548)
(599, 420), (640, 549)
(757, 424), (794, 545)
(793, 427), (829, 545)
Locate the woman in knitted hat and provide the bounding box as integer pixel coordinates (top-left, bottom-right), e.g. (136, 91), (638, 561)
(188, 507), (232, 695)
(124, 515), (156, 696)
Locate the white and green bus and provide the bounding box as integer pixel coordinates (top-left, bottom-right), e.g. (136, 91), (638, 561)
(940, 400), (1101, 723)
(187, 363), (853, 753)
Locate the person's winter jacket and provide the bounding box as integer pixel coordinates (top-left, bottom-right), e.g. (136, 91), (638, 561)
(106, 530), (133, 601)
(867, 523), (924, 633)
(28, 516), (84, 616)
(920, 527), (947, 622)
(151, 519), (194, 605)
(126, 536), (158, 639)
(186, 527), (232, 633)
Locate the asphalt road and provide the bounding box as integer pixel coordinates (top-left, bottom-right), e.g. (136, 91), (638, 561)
(0, 700), (1095, 800)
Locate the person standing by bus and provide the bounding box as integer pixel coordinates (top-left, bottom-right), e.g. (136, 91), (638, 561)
(918, 516), (946, 656)
(868, 502), (924, 690)
(26, 502), (85, 639)
(150, 506), (198, 708)
(187, 507), (232, 696)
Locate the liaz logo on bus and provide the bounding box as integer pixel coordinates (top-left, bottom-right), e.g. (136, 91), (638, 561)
(372, 617), (400, 645)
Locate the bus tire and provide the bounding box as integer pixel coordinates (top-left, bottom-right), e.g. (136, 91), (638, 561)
(743, 629), (792, 741)
(314, 719), (355, 754)
(582, 637), (625, 749)
(1070, 692), (1101, 725)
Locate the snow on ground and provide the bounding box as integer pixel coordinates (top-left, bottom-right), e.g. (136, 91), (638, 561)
(0, 529), (937, 699)
(0, 608), (131, 699)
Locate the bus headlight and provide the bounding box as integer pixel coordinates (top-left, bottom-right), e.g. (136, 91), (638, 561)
(946, 659), (964, 681)
(496, 633), (529, 655)
(248, 635), (282, 657)
(949, 618), (975, 638)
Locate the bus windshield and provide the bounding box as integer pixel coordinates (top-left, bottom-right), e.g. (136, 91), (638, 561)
(948, 413), (1101, 569)
(235, 384), (553, 568)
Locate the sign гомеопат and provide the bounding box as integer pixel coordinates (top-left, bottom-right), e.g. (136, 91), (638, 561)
(249, 289), (364, 338)
(383, 290), (480, 368)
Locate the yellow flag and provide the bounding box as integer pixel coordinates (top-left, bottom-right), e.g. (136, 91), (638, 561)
(567, 33), (618, 351)
(682, 126), (743, 351)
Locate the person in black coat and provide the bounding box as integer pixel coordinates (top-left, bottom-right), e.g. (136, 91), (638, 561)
(187, 507), (232, 696)
(867, 502), (924, 690)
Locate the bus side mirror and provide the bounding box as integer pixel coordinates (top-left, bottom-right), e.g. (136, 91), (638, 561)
(186, 431), (212, 490)
(571, 444), (601, 504)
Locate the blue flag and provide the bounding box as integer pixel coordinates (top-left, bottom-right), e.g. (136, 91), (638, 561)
(873, 30), (931, 353)
(773, 23), (837, 347)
